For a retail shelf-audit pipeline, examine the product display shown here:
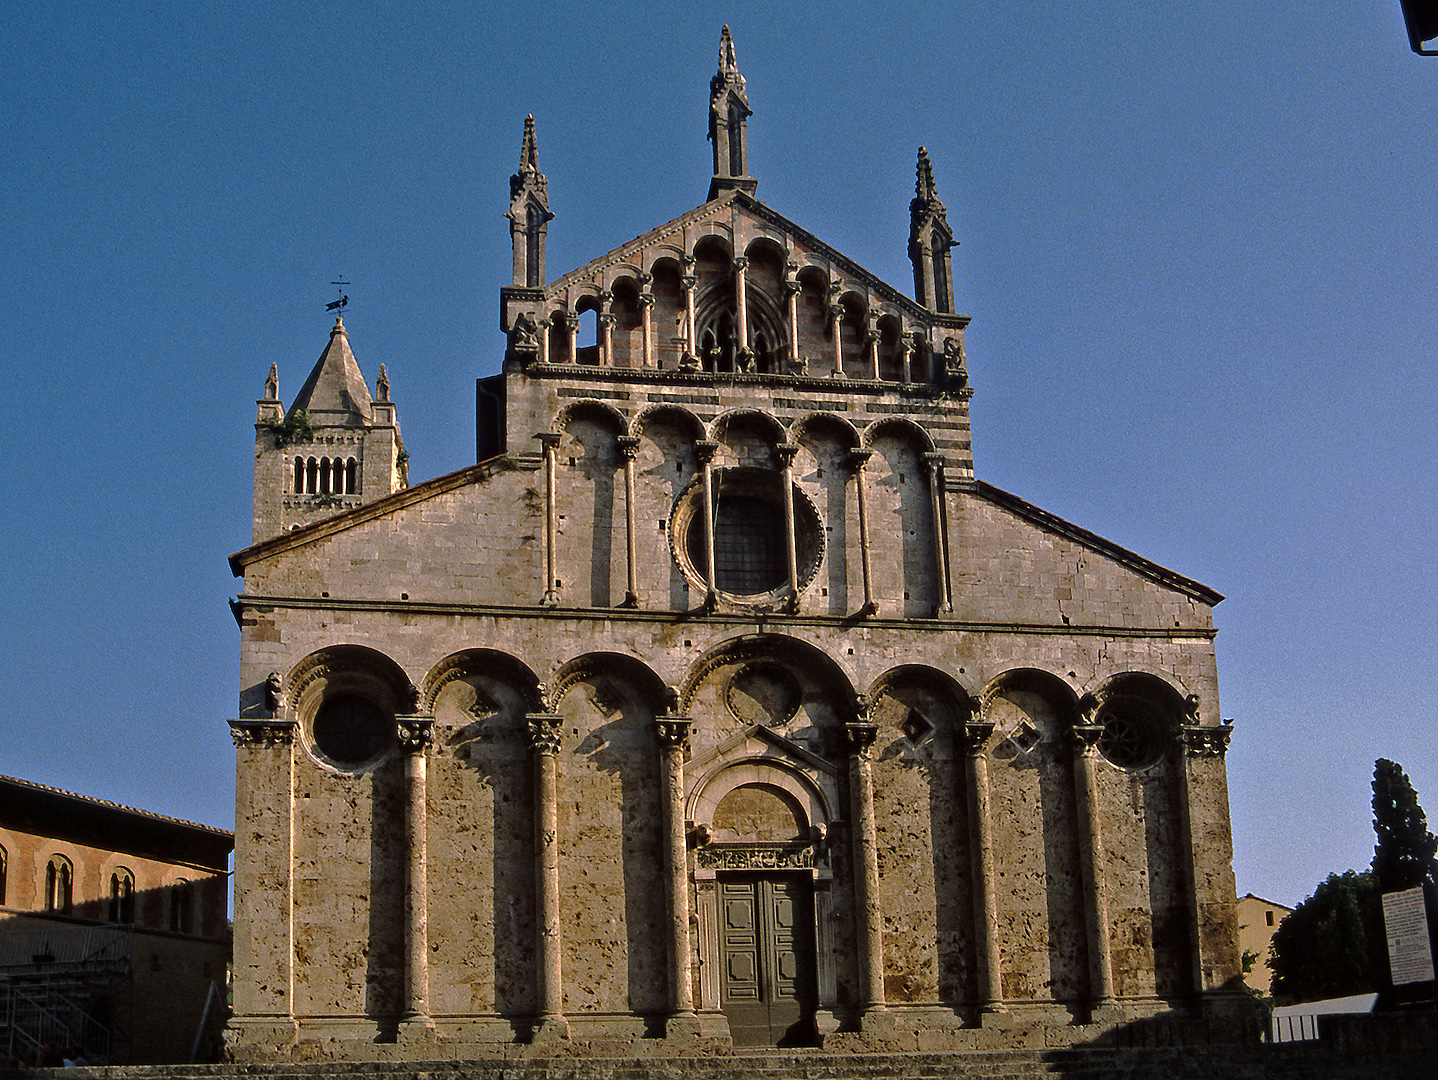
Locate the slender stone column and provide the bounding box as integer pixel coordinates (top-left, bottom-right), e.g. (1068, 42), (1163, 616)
(897, 336), (913, 384)
(228, 720), (297, 1045)
(776, 442), (800, 611)
(865, 316), (880, 380)
(539, 319), (551, 365)
(683, 272), (698, 355)
(695, 441), (719, 604)
(617, 436), (640, 607)
(656, 716), (695, 1017)
(536, 432), (562, 606)
(1072, 722), (1115, 1006)
(599, 312), (616, 367)
(920, 243), (936, 312)
(639, 288), (655, 368)
(526, 713), (568, 1038)
(398, 718), (434, 1025)
(829, 303), (845, 376)
(732, 255), (750, 355)
(785, 278), (801, 369)
(848, 449), (876, 616)
(844, 720), (886, 1015)
(565, 311), (579, 364)
(958, 720), (1003, 1012)
(921, 452), (951, 615)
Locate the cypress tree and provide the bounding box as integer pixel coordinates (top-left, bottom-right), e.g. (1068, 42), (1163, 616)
(1371, 758), (1438, 893)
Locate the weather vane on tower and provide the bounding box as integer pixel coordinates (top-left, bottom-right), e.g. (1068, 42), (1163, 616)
(327, 279), (350, 316)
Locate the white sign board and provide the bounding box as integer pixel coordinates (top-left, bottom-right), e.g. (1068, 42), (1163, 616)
(1382, 886), (1435, 986)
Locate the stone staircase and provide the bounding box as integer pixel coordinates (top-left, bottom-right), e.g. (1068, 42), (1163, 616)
(14, 1045), (1435, 1080)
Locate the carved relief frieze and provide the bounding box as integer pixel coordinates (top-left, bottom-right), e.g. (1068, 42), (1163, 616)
(1180, 723), (1233, 758)
(696, 842), (816, 872)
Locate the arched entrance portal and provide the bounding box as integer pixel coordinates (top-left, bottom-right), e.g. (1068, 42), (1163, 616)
(687, 727), (842, 1047)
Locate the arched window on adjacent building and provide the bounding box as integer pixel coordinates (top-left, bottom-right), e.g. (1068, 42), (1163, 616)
(45, 855), (72, 913)
(169, 878), (193, 934)
(109, 868), (135, 923)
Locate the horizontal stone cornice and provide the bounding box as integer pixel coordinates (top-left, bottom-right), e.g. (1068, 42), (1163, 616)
(231, 594), (1216, 640)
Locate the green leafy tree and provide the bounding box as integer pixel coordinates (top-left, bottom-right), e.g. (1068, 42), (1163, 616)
(1372, 758), (1438, 893)
(1268, 870), (1385, 1002)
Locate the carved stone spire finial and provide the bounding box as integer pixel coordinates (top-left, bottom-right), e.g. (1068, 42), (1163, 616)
(909, 146), (957, 314)
(376, 363), (390, 403)
(708, 25), (757, 201)
(718, 24), (739, 74)
(264, 362), (279, 402)
(508, 115), (554, 289)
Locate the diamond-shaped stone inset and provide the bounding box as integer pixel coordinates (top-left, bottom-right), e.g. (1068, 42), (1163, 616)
(901, 709), (934, 745)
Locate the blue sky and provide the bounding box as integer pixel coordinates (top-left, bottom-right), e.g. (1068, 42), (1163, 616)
(2, 2), (1434, 909)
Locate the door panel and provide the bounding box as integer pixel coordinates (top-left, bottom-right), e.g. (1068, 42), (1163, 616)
(719, 875), (816, 1046)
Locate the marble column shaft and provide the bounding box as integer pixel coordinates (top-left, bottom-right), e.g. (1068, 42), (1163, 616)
(1072, 724), (1115, 1004)
(845, 721), (885, 1011)
(527, 713), (565, 1023)
(960, 721), (1003, 1010)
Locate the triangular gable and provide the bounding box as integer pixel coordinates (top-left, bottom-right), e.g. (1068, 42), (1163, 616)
(545, 190), (967, 329)
(974, 480), (1224, 606)
(229, 453), (520, 575)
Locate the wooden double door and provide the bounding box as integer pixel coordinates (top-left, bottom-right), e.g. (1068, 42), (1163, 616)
(718, 874), (818, 1046)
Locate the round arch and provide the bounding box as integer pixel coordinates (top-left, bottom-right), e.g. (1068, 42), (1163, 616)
(421, 648), (543, 713)
(549, 651), (670, 715)
(678, 633), (858, 716)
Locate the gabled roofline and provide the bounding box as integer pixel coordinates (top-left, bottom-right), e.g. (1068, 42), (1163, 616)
(1238, 892), (1295, 912)
(974, 480), (1224, 606)
(230, 453), (525, 575)
(547, 189), (969, 328)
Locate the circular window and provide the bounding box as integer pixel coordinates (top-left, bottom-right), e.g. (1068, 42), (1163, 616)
(1096, 699), (1165, 770)
(670, 467), (823, 603)
(312, 695), (393, 768)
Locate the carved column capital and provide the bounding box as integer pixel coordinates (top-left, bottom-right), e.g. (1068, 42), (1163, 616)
(775, 442), (799, 467)
(682, 275), (698, 293)
(846, 448), (873, 474)
(228, 719), (295, 748)
(638, 292), (655, 308)
(694, 440), (720, 465)
(783, 279), (802, 297)
(526, 713), (563, 756)
(842, 722), (879, 755)
(1071, 724), (1105, 756)
(397, 717), (434, 754)
(921, 451), (946, 476)
(957, 722), (995, 755)
(827, 303), (845, 323)
(1180, 723), (1233, 758)
(535, 431), (562, 451)
(597, 312), (617, 328)
(655, 716), (692, 751)
(731, 255), (749, 273)
(896, 336), (913, 356)
(597, 288), (613, 308)
(616, 435), (640, 460)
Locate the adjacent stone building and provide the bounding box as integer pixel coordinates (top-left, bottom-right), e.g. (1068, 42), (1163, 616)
(0, 774), (232, 1063)
(225, 27), (1244, 1061)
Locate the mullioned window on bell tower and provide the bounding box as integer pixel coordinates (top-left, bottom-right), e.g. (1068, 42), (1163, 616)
(294, 456), (359, 496)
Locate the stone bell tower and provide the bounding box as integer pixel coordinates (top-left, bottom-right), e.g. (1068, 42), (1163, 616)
(250, 316), (406, 543)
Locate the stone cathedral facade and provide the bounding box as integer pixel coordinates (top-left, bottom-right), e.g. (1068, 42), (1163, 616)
(226, 28), (1244, 1062)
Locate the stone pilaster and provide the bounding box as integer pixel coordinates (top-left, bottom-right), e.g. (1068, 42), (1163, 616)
(536, 432), (562, 606)
(921, 452), (951, 615)
(695, 441), (719, 605)
(617, 436), (640, 608)
(526, 712), (568, 1042)
(1071, 723), (1115, 1006)
(958, 720), (1003, 1012)
(398, 718), (433, 1031)
(655, 717), (695, 1020)
(1178, 716), (1241, 996)
(843, 719), (886, 1019)
(776, 442), (800, 612)
(848, 449), (875, 617)
(227, 720), (298, 1052)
